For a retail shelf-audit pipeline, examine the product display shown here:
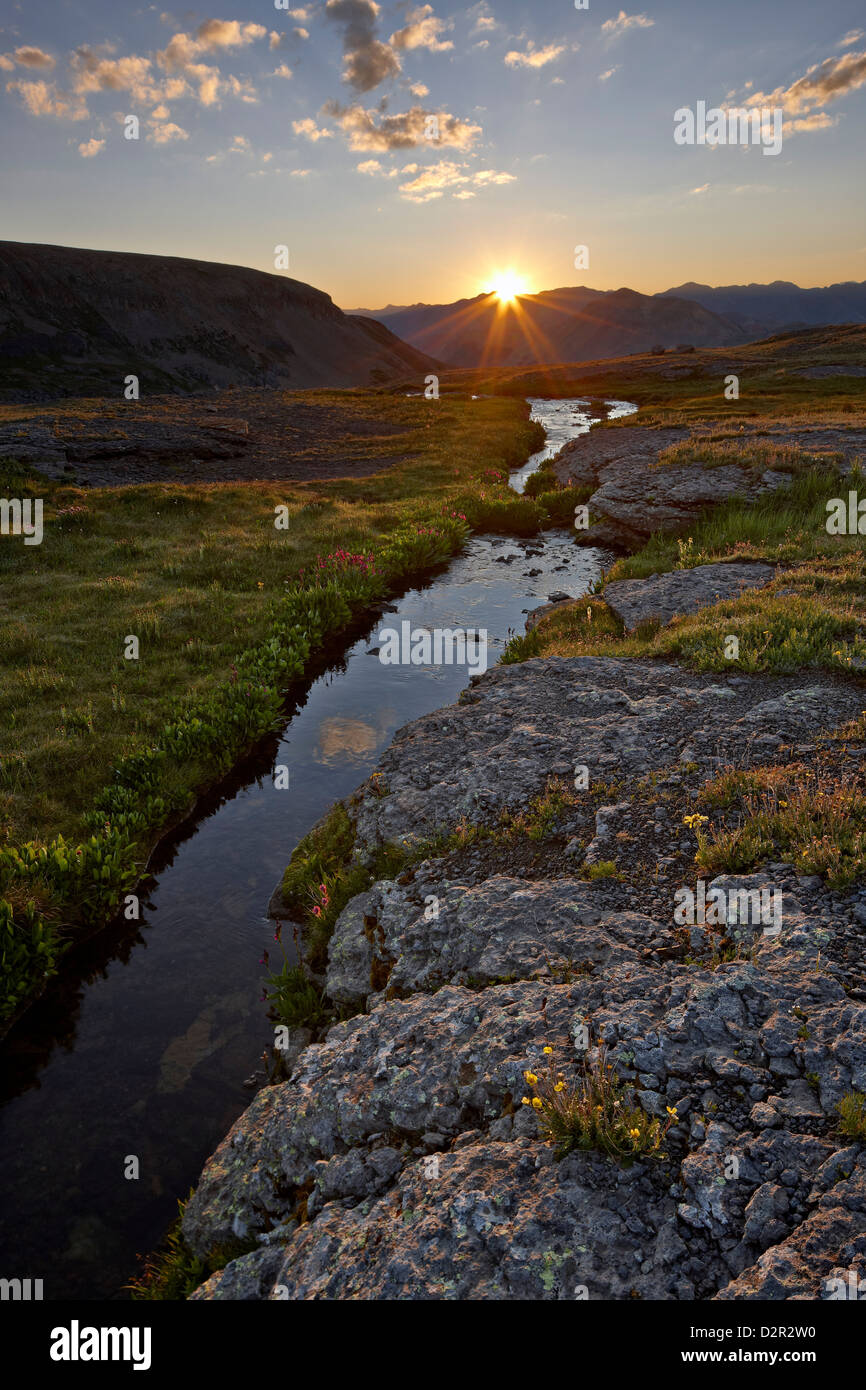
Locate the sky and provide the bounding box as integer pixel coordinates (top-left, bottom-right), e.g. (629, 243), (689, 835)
(1, 0), (865, 309)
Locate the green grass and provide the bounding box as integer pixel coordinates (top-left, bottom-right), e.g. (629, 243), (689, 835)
(0, 390), (552, 1026)
(127, 1200), (258, 1301)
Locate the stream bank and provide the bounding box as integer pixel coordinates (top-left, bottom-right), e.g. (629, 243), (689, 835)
(0, 397), (620, 1299)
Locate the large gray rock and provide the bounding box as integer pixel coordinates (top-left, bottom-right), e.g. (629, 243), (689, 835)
(604, 562), (775, 631)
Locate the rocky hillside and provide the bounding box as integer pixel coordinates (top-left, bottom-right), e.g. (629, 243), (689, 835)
(0, 241), (437, 401)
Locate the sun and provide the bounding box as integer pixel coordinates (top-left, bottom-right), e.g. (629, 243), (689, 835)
(486, 269), (530, 304)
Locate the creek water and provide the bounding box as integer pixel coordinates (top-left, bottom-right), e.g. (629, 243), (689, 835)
(0, 397), (635, 1300)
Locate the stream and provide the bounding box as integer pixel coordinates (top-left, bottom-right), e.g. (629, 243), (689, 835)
(0, 396), (636, 1300)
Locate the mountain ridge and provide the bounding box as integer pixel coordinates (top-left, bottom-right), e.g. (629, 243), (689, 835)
(0, 241), (438, 401)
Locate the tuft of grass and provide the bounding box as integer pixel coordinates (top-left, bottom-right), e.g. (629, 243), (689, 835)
(694, 763), (866, 888)
(837, 1090), (866, 1141)
(127, 1201), (258, 1301)
(521, 1039), (677, 1162)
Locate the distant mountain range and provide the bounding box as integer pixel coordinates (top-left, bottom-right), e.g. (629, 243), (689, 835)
(0, 242), (437, 401)
(350, 280), (866, 368)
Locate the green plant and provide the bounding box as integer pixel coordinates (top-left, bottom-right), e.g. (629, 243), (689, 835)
(837, 1090), (866, 1141)
(521, 1040), (677, 1162)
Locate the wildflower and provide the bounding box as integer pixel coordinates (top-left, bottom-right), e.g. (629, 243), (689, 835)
(543, 1045), (553, 1055)
(257, 581), (264, 590)
(521, 1096), (531, 1106)
(524, 1070), (538, 1085)
(629, 1127), (641, 1139)
(554, 1081), (565, 1093)
(666, 1106), (678, 1119)
(531, 1097), (543, 1110)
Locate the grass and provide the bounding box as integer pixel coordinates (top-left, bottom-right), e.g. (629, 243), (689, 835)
(692, 762), (866, 888)
(127, 1200), (258, 1301)
(837, 1090), (866, 1142)
(0, 390), (553, 1026)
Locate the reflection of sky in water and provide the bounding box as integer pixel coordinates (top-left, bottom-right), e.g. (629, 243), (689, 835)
(0, 400), (634, 1300)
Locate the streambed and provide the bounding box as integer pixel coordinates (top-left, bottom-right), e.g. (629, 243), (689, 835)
(0, 397), (634, 1299)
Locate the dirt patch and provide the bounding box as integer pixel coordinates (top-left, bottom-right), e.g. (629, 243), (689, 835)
(0, 389), (416, 487)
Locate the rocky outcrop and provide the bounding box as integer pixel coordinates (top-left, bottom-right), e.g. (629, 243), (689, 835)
(186, 656), (866, 1300)
(603, 562), (776, 631)
(556, 423), (866, 550)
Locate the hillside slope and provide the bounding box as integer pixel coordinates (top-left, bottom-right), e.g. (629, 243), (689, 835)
(0, 241), (437, 401)
(358, 286), (748, 367)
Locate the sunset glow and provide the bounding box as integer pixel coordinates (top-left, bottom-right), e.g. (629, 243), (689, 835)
(486, 271), (531, 304)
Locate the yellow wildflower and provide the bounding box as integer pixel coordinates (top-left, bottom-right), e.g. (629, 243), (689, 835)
(666, 1106), (678, 1118)
(543, 1046), (553, 1055)
(554, 1082), (565, 1093)
(524, 1071), (538, 1086)
(531, 1097), (543, 1110)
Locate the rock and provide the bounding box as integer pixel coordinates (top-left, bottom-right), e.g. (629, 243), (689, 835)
(603, 563), (775, 632)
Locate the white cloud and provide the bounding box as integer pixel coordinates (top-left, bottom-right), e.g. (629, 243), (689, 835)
(357, 157), (383, 173)
(390, 5), (454, 53)
(293, 116), (334, 140)
(6, 79), (89, 119)
(273, 63), (293, 79)
(601, 11), (655, 40)
(504, 44), (565, 69)
(598, 66), (619, 81)
(78, 136), (105, 157)
(148, 119), (189, 144)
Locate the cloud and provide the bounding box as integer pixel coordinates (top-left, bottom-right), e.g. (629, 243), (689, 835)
(453, 189), (475, 198)
(746, 48), (866, 116)
(598, 66), (619, 81)
(398, 159), (515, 201)
(322, 100), (481, 150)
(839, 30), (863, 47)
(151, 103), (170, 118)
(273, 63), (293, 78)
(14, 47), (56, 70)
(70, 47), (167, 104)
(294, 27), (310, 40)
(291, 167), (311, 176)
(230, 134), (251, 152)
(690, 183), (710, 194)
(784, 111), (839, 133)
(6, 79), (89, 119)
(473, 168), (515, 184)
(0, 55), (14, 71)
(409, 82), (429, 97)
(325, 0), (401, 92)
(390, 6), (454, 54)
(293, 115), (334, 140)
(147, 119), (189, 144)
(78, 136), (105, 157)
(504, 44), (565, 69)
(191, 20), (267, 51)
(474, 17), (496, 32)
(601, 11), (655, 39)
